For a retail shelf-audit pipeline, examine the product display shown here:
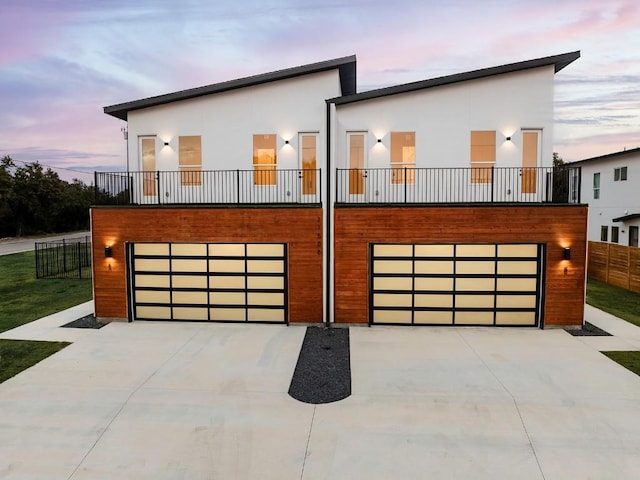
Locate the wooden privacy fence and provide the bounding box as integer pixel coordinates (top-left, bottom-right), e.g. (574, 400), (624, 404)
(588, 241), (640, 293)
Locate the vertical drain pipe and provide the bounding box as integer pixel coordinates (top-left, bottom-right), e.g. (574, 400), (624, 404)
(325, 100), (332, 328)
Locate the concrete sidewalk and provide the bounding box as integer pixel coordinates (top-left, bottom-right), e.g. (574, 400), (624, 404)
(0, 305), (639, 479)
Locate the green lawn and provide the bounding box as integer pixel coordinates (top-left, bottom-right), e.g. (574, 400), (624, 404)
(586, 278), (640, 328)
(0, 339), (70, 383)
(602, 351), (640, 377)
(0, 251), (93, 333)
(0, 251), (92, 383)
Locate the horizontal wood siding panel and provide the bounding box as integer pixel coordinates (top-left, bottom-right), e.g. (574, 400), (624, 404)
(588, 241), (640, 294)
(335, 205), (587, 327)
(587, 241), (609, 282)
(91, 207), (322, 322)
(608, 244), (630, 289)
(631, 248), (640, 293)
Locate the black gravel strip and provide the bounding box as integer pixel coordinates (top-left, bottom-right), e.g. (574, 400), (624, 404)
(61, 314), (110, 329)
(565, 321), (612, 336)
(288, 327), (351, 404)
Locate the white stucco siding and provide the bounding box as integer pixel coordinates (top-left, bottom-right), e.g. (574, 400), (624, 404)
(333, 66), (555, 171)
(126, 69), (342, 172)
(578, 153), (640, 244)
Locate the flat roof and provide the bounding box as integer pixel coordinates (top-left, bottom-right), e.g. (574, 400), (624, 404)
(104, 55), (357, 121)
(328, 51), (580, 106)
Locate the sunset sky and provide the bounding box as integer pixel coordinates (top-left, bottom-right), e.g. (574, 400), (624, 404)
(1, 0), (638, 182)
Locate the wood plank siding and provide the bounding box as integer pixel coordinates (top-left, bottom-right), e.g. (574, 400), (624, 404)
(334, 205), (588, 327)
(91, 207), (323, 322)
(588, 241), (640, 294)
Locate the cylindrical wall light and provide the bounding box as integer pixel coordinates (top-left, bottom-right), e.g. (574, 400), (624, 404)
(105, 246), (113, 258)
(563, 247), (571, 260)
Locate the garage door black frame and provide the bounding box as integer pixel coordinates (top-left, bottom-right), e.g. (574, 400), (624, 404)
(368, 243), (546, 327)
(126, 242), (288, 324)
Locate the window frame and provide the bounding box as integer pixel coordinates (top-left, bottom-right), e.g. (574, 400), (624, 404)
(600, 226), (608, 242)
(630, 226), (639, 248)
(593, 172), (600, 199)
(390, 131), (416, 185)
(252, 134), (277, 186)
(470, 130), (496, 184)
(611, 226), (619, 243)
(178, 135), (202, 187)
(614, 166), (628, 182)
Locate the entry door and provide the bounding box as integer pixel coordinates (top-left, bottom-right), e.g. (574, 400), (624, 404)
(630, 226), (639, 247)
(299, 133), (318, 198)
(521, 130), (541, 195)
(348, 132), (367, 196)
(139, 136), (157, 199)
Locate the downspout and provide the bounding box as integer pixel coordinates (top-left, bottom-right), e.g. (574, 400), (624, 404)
(325, 100), (332, 327)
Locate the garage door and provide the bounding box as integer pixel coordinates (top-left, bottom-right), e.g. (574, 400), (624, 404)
(370, 243), (544, 326)
(128, 242), (287, 323)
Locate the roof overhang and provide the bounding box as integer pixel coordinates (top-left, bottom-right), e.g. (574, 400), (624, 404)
(328, 50), (580, 106)
(568, 147), (640, 166)
(104, 55), (357, 121)
(613, 213), (640, 222)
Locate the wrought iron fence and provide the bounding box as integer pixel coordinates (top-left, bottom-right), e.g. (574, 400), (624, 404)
(94, 169), (322, 205)
(35, 236), (92, 279)
(335, 166), (581, 204)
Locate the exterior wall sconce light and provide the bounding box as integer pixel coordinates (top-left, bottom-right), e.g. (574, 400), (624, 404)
(563, 247), (571, 260)
(377, 138), (382, 143)
(505, 136), (512, 141)
(285, 140), (290, 145)
(105, 246), (113, 258)
(163, 141), (170, 146)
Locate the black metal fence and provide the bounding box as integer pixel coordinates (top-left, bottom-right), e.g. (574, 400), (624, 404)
(94, 169), (322, 206)
(336, 166), (581, 204)
(35, 236), (92, 279)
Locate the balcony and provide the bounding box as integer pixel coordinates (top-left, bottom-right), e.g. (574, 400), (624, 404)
(335, 166), (581, 204)
(94, 169), (322, 206)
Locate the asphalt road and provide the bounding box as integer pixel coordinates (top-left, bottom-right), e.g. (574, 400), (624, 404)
(0, 231), (90, 256)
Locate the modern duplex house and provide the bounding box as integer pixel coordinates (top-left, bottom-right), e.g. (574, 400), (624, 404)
(93, 51), (587, 328)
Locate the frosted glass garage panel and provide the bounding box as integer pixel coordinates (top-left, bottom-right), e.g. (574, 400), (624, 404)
(414, 294), (453, 308)
(455, 311), (494, 325)
(456, 245), (496, 257)
(136, 290), (171, 304)
(414, 311), (452, 324)
(495, 312), (536, 325)
(209, 275), (246, 289)
(497, 261), (538, 275)
(247, 260), (284, 273)
(135, 274), (170, 288)
(247, 276), (285, 290)
(373, 244), (413, 257)
(136, 306), (171, 319)
(135, 258), (170, 272)
(374, 260), (413, 274)
(496, 295), (537, 308)
(210, 292), (246, 305)
(210, 308), (246, 321)
(248, 292), (284, 306)
(135, 243), (169, 256)
(497, 244), (538, 257)
(456, 277), (496, 291)
(414, 245), (454, 257)
(246, 244), (284, 257)
(209, 244), (245, 257)
(172, 291), (208, 304)
(171, 243), (207, 256)
(414, 277), (453, 291)
(248, 309), (285, 322)
(373, 277), (413, 291)
(209, 259), (245, 273)
(173, 307), (208, 320)
(373, 293), (412, 307)
(456, 294), (495, 308)
(172, 275), (208, 289)
(172, 259), (207, 272)
(373, 310), (412, 323)
(414, 261), (453, 274)
(497, 278), (537, 291)
(456, 261), (495, 275)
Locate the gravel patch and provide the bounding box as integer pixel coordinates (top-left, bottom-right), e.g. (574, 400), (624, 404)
(565, 321), (612, 336)
(61, 314), (109, 329)
(288, 327), (351, 404)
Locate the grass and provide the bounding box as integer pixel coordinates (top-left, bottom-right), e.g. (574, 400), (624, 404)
(0, 250), (92, 383)
(0, 339), (70, 383)
(602, 351), (640, 377)
(586, 278), (640, 328)
(0, 251), (93, 333)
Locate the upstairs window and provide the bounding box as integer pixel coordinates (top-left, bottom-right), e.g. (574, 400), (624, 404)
(600, 226), (608, 242)
(614, 166), (627, 181)
(179, 136), (202, 186)
(611, 226), (619, 243)
(253, 134), (277, 185)
(390, 132), (415, 184)
(593, 172), (600, 199)
(470, 131), (495, 184)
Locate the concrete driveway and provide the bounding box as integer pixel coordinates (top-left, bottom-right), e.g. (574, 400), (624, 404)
(1, 319), (640, 479)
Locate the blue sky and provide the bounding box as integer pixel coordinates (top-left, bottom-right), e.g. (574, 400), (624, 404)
(1, 0), (638, 182)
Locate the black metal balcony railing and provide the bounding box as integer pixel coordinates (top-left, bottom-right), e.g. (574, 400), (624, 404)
(94, 169), (322, 206)
(336, 166), (581, 204)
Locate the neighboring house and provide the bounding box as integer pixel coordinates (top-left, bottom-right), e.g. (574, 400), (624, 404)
(568, 147), (640, 247)
(93, 51), (587, 328)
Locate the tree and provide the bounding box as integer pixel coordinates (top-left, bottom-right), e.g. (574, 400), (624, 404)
(551, 152), (569, 203)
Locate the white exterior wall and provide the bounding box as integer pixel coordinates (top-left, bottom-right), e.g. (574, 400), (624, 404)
(578, 153), (640, 244)
(126, 69), (341, 173)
